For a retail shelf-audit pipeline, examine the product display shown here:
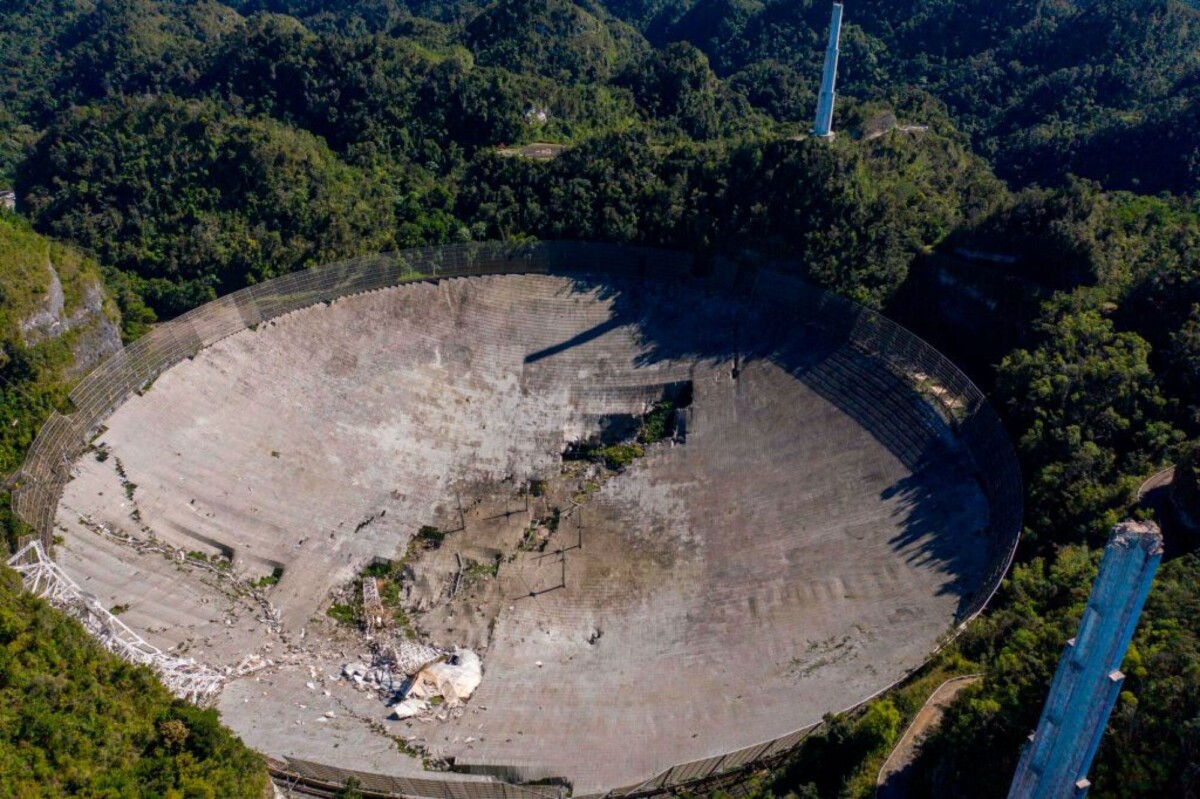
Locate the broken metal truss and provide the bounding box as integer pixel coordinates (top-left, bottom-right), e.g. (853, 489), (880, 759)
(387, 639), (445, 677)
(363, 575), (386, 633)
(6, 539), (225, 704)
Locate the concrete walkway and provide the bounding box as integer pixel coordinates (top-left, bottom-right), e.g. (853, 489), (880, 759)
(1137, 466), (1176, 501)
(875, 674), (981, 799)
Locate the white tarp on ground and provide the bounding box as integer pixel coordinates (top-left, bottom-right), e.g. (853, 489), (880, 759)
(407, 648), (483, 707)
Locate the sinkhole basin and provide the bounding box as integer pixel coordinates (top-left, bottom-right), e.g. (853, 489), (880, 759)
(40, 247), (1019, 796)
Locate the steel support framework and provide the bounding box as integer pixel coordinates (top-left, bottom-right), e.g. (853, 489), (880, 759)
(5, 539), (225, 704)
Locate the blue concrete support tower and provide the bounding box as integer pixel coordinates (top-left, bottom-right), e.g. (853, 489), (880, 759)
(1008, 520), (1163, 799)
(813, 3), (844, 138)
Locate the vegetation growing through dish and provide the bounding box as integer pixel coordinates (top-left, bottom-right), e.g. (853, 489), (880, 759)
(565, 396), (685, 471)
(326, 549), (425, 637)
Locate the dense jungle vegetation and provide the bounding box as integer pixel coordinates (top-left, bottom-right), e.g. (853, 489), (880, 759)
(0, 566), (269, 798)
(1, 0), (1199, 796)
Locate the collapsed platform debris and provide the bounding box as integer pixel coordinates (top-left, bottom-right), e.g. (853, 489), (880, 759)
(342, 638), (483, 721)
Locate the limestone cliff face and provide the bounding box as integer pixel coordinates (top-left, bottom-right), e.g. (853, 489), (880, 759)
(19, 257), (122, 380)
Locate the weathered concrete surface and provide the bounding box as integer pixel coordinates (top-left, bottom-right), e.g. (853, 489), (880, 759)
(52, 274), (990, 793)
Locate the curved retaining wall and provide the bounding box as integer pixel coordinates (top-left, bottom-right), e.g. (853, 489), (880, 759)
(11, 241), (1022, 799)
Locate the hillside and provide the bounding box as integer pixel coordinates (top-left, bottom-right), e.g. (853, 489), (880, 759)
(0, 564), (269, 798)
(603, 0), (1200, 192)
(465, 0), (640, 81)
(0, 214), (269, 798)
(0, 216), (123, 484)
(7, 0), (1200, 192)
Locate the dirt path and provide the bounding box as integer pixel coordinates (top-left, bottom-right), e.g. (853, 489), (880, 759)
(875, 674), (982, 799)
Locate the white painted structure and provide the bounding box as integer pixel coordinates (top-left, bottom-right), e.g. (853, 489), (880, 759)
(6, 538), (226, 704)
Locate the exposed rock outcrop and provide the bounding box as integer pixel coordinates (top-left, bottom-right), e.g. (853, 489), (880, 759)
(19, 258), (122, 378)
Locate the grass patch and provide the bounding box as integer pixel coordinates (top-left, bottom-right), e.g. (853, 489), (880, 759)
(517, 509), (560, 552)
(379, 577), (401, 604)
(183, 550), (230, 571)
(464, 557), (501, 579)
(566, 439), (644, 471)
(363, 560), (392, 578)
(599, 442), (643, 469)
(638, 400), (677, 444)
(327, 559), (420, 638)
(325, 603), (358, 626)
(113, 457), (137, 500)
(253, 567), (283, 588)
(417, 525), (444, 547)
(518, 523), (547, 552)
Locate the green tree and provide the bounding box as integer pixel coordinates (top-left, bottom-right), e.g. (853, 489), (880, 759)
(1174, 441), (1200, 524)
(1168, 307), (1200, 429)
(0, 565), (269, 797)
(915, 547), (1099, 798)
(465, 0), (635, 84)
(18, 96), (399, 317)
(998, 308), (1179, 543)
(618, 41), (754, 139)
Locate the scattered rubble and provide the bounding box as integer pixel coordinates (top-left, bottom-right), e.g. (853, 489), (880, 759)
(340, 638), (482, 723)
(72, 511), (284, 636)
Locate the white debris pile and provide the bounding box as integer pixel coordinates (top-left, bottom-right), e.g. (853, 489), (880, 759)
(231, 653), (269, 676)
(407, 648), (482, 707)
(340, 638), (483, 721)
(341, 660), (405, 693)
(391, 696), (428, 719)
(385, 647), (483, 721)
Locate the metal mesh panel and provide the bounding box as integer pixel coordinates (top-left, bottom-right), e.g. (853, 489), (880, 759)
(14, 241), (1022, 798)
(124, 325), (196, 385)
(665, 755), (725, 784)
(269, 756), (564, 799)
(184, 294), (249, 346)
(748, 269), (1022, 621)
(719, 740), (774, 770)
(17, 413), (80, 483)
(68, 349), (140, 426)
(166, 315), (204, 360)
(12, 480), (60, 545)
(230, 288), (263, 329)
(761, 729), (809, 759)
